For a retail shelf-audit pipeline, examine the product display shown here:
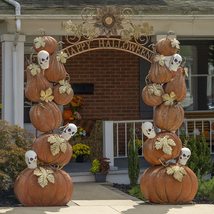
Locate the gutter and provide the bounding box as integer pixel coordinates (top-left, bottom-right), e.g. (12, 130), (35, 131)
(3, 0), (21, 126)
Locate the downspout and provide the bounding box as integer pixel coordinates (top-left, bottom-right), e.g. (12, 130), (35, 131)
(3, 0), (21, 125)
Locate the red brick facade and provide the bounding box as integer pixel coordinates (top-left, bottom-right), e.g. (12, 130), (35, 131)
(66, 49), (141, 121)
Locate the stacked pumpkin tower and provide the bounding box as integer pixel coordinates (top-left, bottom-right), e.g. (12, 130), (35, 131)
(14, 36), (75, 206)
(140, 36), (198, 204)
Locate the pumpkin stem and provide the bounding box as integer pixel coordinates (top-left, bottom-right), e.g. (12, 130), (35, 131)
(159, 159), (169, 167)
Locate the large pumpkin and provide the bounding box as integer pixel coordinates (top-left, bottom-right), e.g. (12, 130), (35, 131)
(32, 134), (72, 166)
(25, 65), (52, 102)
(143, 132), (182, 165)
(33, 36), (57, 54)
(140, 164), (198, 203)
(155, 37), (180, 56)
(148, 62), (175, 84)
(30, 101), (62, 132)
(142, 84), (164, 107)
(165, 67), (187, 102)
(154, 103), (184, 131)
(53, 83), (74, 105)
(44, 53), (67, 83)
(14, 167), (73, 206)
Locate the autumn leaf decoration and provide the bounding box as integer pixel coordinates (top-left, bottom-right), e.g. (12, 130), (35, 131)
(58, 80), (72, 95)
(57, 51), (68, 64)
(33, 167), (55, 188)
(40, 88), (54, 102)
(154, 55), (165, 66)
(34, 37), (45, 49)
(155, 135), (176, 155)
(47, 135), (67, 156)
(162, 92), (176, 106)
(166, 165), (187, 182)
(171, 38), (180, 49)
(147, 84), (164, 97)
(27, 64), (41, 76)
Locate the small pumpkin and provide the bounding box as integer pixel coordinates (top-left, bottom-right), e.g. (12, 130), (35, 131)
(30, 101), (62, 132)
(155, 37), (180, 56)
(53, 80), (74, 105)
(32, 134), (72, 166)
(142, 84), (164, 107)
(33, 36), (57, 54)
(44, 53), (67, 83)
(154, 103), (184, 131)
(63, 109), (74, 121)
(140, 164), (198, 203)
(148, 62), (175, 84)
(25, 64), (52, 102)
(143, 132), (182, 165)
(164, 67), (187, 102)
(14, 167), (73, 206)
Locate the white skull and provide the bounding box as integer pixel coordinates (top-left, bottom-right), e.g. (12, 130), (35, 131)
(169, 54), (182, 72)
(178, 147), (191, 165)
(25, 150), (37, 169)
(61, 123), (77, 141)
(37, 50), (49, 70)
(141, 122), (156, 139)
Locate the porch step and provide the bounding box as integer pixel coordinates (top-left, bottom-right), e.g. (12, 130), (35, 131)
(69, 168), (147, 184)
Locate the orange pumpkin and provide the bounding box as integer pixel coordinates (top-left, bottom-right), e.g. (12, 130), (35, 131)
(142, 84), (164, 107)
(154, 103), (184, 131)
(14, 167), (73, 206)
(155, 37), (179, 56)
(30, 101), (62, 132)
(25, 66), (52, 102)
(148, 62), (175, 84)
(63, 109), (74, 121)
(140, 164), (198, 203)
(33, 36), (57, 54)
(53, 84), (74, 105)
(44, 53), (67, 83)
(32, 134), (72, 166)
(143, 132), (182, 165)
(165, 67), (187, 102)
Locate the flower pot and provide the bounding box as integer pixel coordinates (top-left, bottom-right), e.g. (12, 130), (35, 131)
(94, 173), (107, 182)
(75, 155), (85, 163)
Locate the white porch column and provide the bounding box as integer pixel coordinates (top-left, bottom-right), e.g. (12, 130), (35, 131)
(103, 121), (115, 168)
(1, 34), (25, 127)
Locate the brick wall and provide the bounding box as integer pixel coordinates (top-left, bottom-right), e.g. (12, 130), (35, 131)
(66, 49), (141, 121)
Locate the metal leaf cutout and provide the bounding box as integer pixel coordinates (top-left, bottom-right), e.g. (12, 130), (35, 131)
(58, 80), (72, 95)
(154, 55), (165, 66)
(162, 92), (176, 106)
(57, 51), (68, 64)
(27, 64), (41, 76)
(147, 84), (163, 97)
(155, 135), (176, 155)
(34, 37), (45, 49)
(48, 135), (67, 156)
(166, 165), (187, 182)
(33, 167), (55, 188)
(40, 88), (54, 102)
(171, 38), (180, 49)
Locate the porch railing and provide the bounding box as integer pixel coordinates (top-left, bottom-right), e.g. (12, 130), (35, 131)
(103, 118), (214, 167)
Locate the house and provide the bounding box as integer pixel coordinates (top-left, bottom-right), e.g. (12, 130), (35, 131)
(0, 0), (214, 183)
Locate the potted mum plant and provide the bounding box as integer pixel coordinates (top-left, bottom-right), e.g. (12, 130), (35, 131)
(72, 143), (90, 162)
(90, 157), (110, 182)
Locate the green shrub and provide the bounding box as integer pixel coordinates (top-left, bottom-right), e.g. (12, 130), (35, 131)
(128, 128), (140, 187)
(90, 158), (110, 174)
(128, 185), (144, 200)
(0, 171), (12, 191)
(0, 120), (34, 191)
(197, 178), (214, 201)
(182, 134), (213, 177)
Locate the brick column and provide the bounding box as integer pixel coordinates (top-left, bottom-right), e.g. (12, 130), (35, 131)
(1, 34), (25, 127)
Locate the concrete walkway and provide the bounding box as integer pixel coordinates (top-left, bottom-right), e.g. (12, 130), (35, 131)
(0, 183), (214, 214)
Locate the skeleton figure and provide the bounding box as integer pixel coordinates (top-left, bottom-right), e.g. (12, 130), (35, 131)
(25, 150), (37, 169)
(141, 122), (156, 139)
(178, 147), (191, 165)
(37, 50), (50, 70)
(61, 123), (77, 141)
(164, 54), (182, 72)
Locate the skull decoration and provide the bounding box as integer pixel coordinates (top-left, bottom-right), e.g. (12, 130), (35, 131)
(178, 147), (191, 165)
(37, 50), (50, 70)
(169, 54), (182, 72)
(141, 122), (156, 139)
(25, 150), (37, 169)
(61, 123), (77, 141)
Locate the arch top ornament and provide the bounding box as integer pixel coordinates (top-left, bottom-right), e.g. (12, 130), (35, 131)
(62, 6), (155, 62)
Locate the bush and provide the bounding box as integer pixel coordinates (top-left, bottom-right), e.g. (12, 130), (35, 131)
(90, 157), (110, 174)
(182, 134), (213, 177)
(128, 185), (144, 200)
(197, 178), (214, 202)
(0, 120), (34, 191)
